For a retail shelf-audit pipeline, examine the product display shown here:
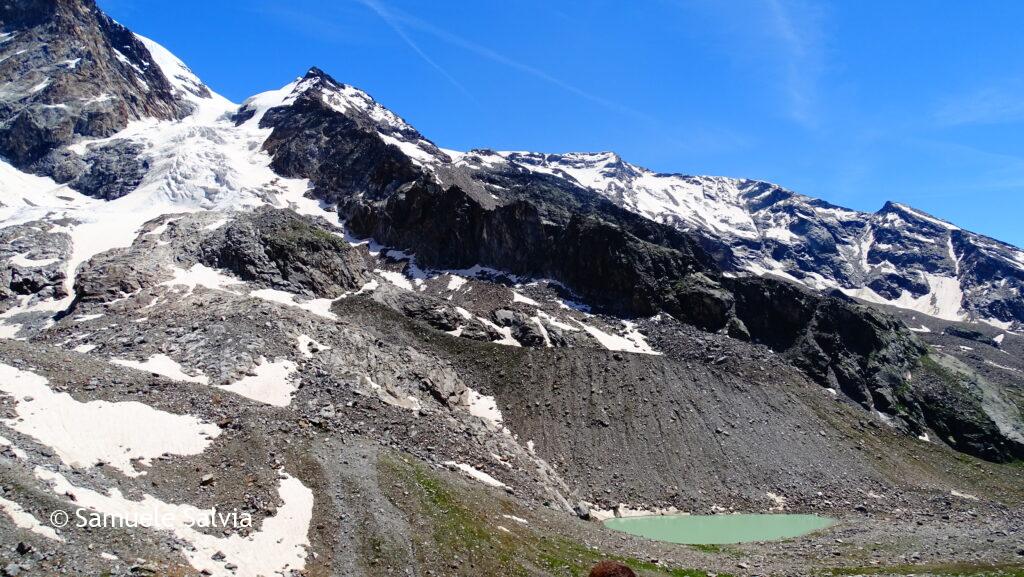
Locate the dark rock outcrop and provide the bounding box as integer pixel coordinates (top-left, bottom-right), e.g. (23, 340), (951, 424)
(0, 224), (70, 312)
(0, 0), (189, 181)
(943, 326), (999, 348)
(200, 207), (369, 298)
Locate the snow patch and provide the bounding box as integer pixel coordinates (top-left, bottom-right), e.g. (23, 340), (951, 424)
(204, 217), (230, 231)
(463, 388), (503, 428)
(218, 358), (299, 407)
(0, 495), (63, 541)
(447, 275), (468, 291)
(249, 288), (339, 320)
(842, 273), (965, 322)
(0, 434), (28, 459)
(111, 354), (210, 384)
(377, 269), (414, 291)
(73, 313), (104, 322)
(444, 462), (507, 488)
(296, 334), (329, 358)
(0, 362), (219, 477)
(8, 253), (59, 267)
(29, 78), (50, 93)
(573, 319), (660, 355)
(766, 492), (787, 511)
(511, 291), (540, 306)
(476, 316), (521, 347)
(36, 468), (313, 577)
(160, 264), (244, 294)
(377, 133), (439, 166)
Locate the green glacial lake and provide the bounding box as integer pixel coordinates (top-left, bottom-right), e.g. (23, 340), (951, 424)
(604, 514), (835, 545)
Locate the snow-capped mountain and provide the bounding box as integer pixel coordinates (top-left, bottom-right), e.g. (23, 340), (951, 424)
(454, 151), (1024, 332)
(2, 3), (1024, 576)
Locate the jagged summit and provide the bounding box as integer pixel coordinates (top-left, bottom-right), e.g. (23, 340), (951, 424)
(877, 200), (960, 229)
(302, 65), (340, 84)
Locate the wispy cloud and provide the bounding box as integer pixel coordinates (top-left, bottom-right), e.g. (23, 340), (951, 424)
(762, 0), (827, 128)
(678, 0), (827, 128)
(357, 0), (476, 102)
(358, 0), (655, 124)
(246, 1), (380, 46)
(934, 80), (1024, 126)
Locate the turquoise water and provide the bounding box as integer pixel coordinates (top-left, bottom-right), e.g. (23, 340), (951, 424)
(603, 514), (836, 545)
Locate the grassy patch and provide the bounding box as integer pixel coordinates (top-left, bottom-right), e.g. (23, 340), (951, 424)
(379, 454), (730, 577)
(537, 537), (731, 577)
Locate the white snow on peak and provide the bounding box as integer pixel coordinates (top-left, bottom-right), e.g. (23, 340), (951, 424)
(313, 74), (416, 134)
(237, 79), (303, 126)
(497, 151), (762, 241)
(887, 202), (960, 231)
(238, 72), (446, 166)
(0, 55), (319, 319)
(135, 34), (232, 111)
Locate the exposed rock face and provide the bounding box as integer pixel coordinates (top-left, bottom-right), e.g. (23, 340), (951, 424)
(259, 78), (426, 206)
(249, 72), (988, 456)
(200, 207), (369, 297)
(0, 224), (70, 312)
(0, 0), (189, 179)
(912, 354), (1024, 461)
(35, 139), (150, 199)
(260, 72), (1024, 461)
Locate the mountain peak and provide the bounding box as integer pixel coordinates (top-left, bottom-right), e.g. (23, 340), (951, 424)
(300, 66), (343, 88)
(877, 201), (959, 230)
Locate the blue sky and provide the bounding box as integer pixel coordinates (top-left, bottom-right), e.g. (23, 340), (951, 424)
(100, 0), (1024, 247)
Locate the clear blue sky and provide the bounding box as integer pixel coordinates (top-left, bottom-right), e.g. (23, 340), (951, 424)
(100, 0), (1024, 248)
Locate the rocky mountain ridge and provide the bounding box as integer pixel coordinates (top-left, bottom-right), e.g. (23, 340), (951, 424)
(1, 2), (1023, 576)
(467, 151), (1024, 333)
